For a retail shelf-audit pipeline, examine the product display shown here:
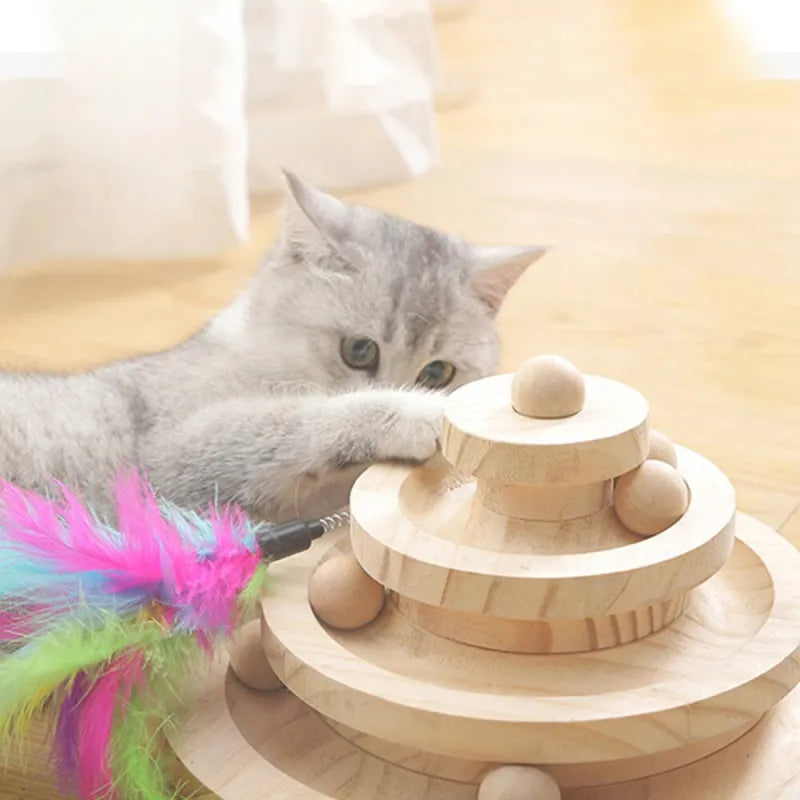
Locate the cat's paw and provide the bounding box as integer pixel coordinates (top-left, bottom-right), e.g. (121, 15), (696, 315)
(375, 390), (445, 464)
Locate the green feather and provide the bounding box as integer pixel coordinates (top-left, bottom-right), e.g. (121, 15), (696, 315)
(237, 562), (270, 620)
(1, 568), (271, 792)
(110, 691), (179, 800)
(145, 633), (206, 708)
(0, 612), (164, 754)
(110, 634), (207, 799)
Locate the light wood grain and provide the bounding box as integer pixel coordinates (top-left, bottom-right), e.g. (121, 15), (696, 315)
(476, 478), (612, 521)
(442, 374), (650, 485)
(329, 714), (757, 789)
(782, 505), (800, 542)
(169, 654), (800, 800)
(259, 514), (800, 765)
(350, 445), (735, 620)
(395, 458), (640, 554)
(174, 659), (478, 800)
(393, 592), (688, 654)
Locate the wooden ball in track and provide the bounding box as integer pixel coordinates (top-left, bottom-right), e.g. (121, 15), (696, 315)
(478, 765), (561, 800)
(226, 619), (284, 692)
(511, 354), (585, 419)
(648, 428), (678, 467)
(613, 460), (689, 536)
(308, 553), (386, 630)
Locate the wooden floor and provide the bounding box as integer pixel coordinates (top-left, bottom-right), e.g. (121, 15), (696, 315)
(1, 0), (798, 797)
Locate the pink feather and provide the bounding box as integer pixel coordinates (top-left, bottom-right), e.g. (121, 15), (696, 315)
(0, 470), (262, 633)
(2, 469), (266, 799)
(53, 652), (144, 799)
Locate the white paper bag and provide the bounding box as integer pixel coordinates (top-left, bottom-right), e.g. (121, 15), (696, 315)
(245, 0), (440, 194)
(0, 0), (249, 272)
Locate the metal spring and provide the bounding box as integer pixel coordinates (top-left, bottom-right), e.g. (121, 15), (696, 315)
(318, 509), (351, 533)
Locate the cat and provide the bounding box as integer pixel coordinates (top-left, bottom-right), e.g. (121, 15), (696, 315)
(0, 173), (545, 522)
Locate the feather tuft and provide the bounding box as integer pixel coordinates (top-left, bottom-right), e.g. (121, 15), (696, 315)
(0, 469), (269, 799)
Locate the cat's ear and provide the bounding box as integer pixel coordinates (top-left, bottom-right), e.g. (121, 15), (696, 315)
(279, 170), (349, 263)
(468, 245), (548, 314)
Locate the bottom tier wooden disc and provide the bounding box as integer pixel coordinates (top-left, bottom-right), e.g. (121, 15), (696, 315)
(259, 514), (800, 765)
(169, 656), (800, 800)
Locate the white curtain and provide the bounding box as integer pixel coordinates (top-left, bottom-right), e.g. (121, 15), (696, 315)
(0, 0), (249, 270)
(246, 0), (439, 194)
(0, 0), (439, 272)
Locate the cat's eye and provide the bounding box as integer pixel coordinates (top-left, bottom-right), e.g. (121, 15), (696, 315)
(341, 336), (380, 371)
(417, 360), (456, 389)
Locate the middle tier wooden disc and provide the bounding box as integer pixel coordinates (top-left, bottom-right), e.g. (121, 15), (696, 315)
(350, 446), (735, 620)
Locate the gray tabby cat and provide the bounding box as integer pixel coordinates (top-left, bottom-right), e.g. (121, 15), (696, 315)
(0, 174), (545, 521)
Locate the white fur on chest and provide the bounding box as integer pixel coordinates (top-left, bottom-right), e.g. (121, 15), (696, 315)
(208, 291), (251, 346)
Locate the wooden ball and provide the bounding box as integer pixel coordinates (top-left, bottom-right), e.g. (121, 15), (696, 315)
(309, 554), (385, 630)
(511, 355), (585, 419)
(613, 460), (689, 536)
(648, 428), (678, 467)
(226, 619), (284, 692)
(478, 765), (561, 800)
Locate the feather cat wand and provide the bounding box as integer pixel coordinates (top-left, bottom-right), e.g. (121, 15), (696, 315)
(0, 469), (344, 799)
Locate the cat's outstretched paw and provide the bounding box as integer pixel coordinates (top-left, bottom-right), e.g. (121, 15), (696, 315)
(374, 389), (445, 464)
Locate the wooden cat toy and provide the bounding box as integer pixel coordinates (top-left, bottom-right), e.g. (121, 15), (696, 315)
(171, 355), (800, 799)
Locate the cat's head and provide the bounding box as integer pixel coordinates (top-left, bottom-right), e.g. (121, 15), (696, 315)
(238, 173), (547, 392)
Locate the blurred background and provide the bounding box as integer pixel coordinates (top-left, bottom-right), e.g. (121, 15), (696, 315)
(0, 0), (799, 793)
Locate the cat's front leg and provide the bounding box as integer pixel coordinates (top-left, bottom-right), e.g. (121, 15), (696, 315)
(140, 388), (446, 520)
(329, 388), (444, 467)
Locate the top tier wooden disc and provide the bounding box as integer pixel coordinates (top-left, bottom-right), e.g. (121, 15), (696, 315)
(441, 374), (649, 485)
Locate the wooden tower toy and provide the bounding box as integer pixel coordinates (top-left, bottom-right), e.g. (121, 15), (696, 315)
(170, 355), (800, 799)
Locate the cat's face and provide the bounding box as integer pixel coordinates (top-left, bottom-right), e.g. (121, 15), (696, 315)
(249, 173), (546, 392)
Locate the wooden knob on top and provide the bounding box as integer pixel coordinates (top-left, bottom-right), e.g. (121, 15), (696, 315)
(309, 554), (386, 630)
(511, 355), (586, 419)
(613, 460), (689, 536)
(478, 765), (561, 800)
